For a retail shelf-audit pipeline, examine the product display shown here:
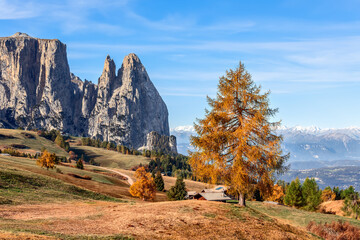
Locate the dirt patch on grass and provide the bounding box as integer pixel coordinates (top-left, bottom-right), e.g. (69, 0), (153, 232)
(0, 201), (315, 239)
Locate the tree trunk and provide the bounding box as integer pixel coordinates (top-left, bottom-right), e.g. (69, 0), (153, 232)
(238, 193), (246, 206)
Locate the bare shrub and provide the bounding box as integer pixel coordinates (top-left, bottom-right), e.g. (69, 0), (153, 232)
(307, 220), (360, 240)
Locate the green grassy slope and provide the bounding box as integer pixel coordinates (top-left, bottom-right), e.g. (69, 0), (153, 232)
(248, 201), (360, 228)
(71, 145), (150, 170)
(0, 129), (68, 157)
(0, 163), (120, 205)
(0, 156), (128, 186)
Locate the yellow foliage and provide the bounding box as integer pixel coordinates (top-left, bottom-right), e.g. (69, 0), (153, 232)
(321, 188), (336, 202)
(266, 184), (285, 203)
(189, 62), (288, 205)
(36, 150), (56, 170)
(129, 167), (156, 201)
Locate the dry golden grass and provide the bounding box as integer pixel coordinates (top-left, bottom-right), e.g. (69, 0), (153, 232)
(319, 200), (345, 216)
(0, 200), (315, 240)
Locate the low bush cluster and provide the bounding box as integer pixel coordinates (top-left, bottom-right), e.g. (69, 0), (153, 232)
(1, 148), (38, 158)
(307, 221), (360, 240)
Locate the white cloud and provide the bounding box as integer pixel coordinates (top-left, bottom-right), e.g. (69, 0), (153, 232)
(0, 0), (38, 19)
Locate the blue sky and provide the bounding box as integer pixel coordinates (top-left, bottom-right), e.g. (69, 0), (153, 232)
(1, 0), (360, 129)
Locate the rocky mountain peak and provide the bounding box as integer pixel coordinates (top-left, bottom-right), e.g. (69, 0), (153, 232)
(122, 53), (142, 69)
(98, 55), (116, 86)
(10, 32), (31, 38)
(0, 34), (176, 153)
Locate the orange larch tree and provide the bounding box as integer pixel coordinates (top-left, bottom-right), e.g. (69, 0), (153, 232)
(36, 150), (56, 170)
(266, 184), (285, 204)
(189, 62), (288, 206)
(129, 167), (156, 201)
(321, 187), (336, 202)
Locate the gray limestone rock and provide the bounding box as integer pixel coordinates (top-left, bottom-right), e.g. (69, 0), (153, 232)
(0, 33), (176, 153)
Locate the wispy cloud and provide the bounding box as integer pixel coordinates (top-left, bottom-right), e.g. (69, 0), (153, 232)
(0, 0), (38, 19)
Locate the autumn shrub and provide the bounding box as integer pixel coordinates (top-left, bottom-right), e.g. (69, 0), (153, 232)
(36, 150), (57, 170)
(129, 167), (156, 201)
(307, 220), (360, 240)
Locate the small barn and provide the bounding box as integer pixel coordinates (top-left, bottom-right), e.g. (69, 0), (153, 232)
(186, 191), (197, 199)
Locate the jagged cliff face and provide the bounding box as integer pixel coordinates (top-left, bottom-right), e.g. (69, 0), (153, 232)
(87, 54), (170, 149)
(0, 33), (176, 152)
(0, 32), (74, 132)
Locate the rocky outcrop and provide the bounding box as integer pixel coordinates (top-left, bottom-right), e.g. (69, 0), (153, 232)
(144, 131), (177, 154)
(0, 33), (176, 152)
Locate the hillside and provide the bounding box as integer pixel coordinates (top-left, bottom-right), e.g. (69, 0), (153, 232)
(70, 144), (150, 170)
(0, 129), (68, 157)
(0, 128), (359, 239)
(0, 200), (315, 240)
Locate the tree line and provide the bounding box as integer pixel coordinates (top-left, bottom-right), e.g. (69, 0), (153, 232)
(265, 177), (360, 219)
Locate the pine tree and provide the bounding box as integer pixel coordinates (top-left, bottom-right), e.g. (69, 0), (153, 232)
(284, 178), (303, 207)
(167, 177), (187, 200)
(154, 171), (165, 191)
(54, 134), (65, 148)
(302, 177), (321, 211)
(342, 191), (360, 219)
(76, 158), (84, 169)
(189, 62), (288, 206)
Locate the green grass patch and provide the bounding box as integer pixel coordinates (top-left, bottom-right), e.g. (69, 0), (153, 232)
(71, 145), (150, 170)
(0, 156), (127, 186)
(0, 129), (68, 157)
(223, 203), (274, 222)
(0, 166), (122, 205)
(248, 201), (360, 228)
(203, 213), (216, 218)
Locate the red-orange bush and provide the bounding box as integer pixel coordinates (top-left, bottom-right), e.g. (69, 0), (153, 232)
(307, 220), (360, 240)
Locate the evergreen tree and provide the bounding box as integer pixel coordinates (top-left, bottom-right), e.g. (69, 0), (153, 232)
(167, 177), (187, 200)
(76, 158), (84, 169)
(284, 178), (303, 207)
(154, 171), (165, 191)
(342, 191), (360, 219)
(341, 186), (356, 199)
(302, 177), (321, 211)
(333, 186), (342, 200)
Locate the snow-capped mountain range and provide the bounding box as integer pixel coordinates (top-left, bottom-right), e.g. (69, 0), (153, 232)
(171, 125), (360, 170)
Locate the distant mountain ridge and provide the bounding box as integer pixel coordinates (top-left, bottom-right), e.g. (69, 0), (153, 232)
(171, 125), (360, 168)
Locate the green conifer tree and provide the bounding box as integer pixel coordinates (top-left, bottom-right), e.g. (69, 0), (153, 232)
(302, 177), (321, 211)
(167, 177), (187, 200)
(342, 191), (360, 219)
(154, 171), (165, 191)
(76, 158), (84, 169)
(284, 177), (303, 207)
